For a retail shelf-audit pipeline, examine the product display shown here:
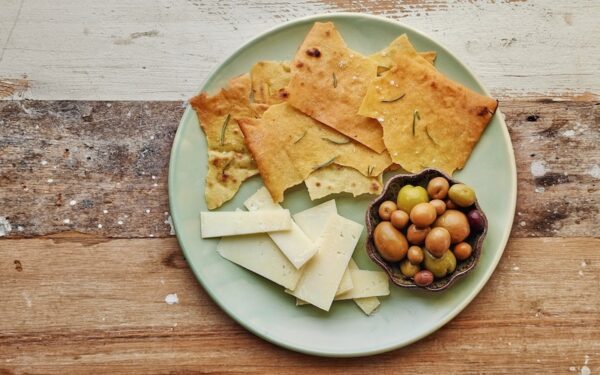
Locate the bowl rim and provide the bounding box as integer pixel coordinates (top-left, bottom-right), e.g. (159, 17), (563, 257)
(365, 168), (489, 292)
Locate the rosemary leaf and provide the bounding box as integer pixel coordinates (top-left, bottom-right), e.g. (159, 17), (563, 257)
(294, 131), (307, 144)
(367, 165), (375, 176)
(220, 113), (231, 146)
(412, 109), (420, 136)
(321, 137), (350, 145)
(313, 156), (338, 170)
(377, 65), (391, 76)
(222, 158), (233, 174)
(332, 72), (338, 88)
(381, 93), (406, 103)
(425, 125), (439, 146)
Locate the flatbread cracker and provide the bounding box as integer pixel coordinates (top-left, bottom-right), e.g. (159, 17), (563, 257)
(370, 34), (435, 72)
(358, 57), (498, 175)
(305, 164), (383, 200)
(285, 22), (386, 153)
(238, 103), (392, 202)
(189, 74), (265, 209)
(250, 61), (291, 105)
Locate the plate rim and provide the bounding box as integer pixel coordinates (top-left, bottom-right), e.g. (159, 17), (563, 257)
(168, 12), (517, 357)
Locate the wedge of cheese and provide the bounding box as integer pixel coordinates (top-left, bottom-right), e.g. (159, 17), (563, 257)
(348, 258), (381, 315)
(288, 214), (363, 311)
(200, 210), (291, 238)
(244, 187), (317, 269)
(217, 233), (302, 290)
(291, 200), (353, 295)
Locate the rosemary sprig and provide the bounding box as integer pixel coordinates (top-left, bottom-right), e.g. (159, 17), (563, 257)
(381, 93), (406, 103)
(367, 165), (375, 176)
(220, 113), (231, 146)
(425, 125), (439, 146)
(332, 72), (338, 88)
(321, 137), (350, 145)
(313, 156), (338, 170)
(294, 131), (307, 144)
(412, 109), (420, 136)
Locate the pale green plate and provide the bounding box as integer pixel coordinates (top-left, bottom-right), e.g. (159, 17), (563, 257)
(168, 13), (517, 357)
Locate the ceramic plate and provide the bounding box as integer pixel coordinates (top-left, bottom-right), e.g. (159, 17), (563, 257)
(168, 13), (516, 357)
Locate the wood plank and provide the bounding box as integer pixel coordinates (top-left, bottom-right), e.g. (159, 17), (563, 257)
(1, 99), (598, 239)
(0, 237), (598, 373)
(0, 0), (598, 100)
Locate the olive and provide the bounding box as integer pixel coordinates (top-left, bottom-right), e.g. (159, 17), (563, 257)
(434, 210), (470, 244)
(425, 227), (451, 257)
(445, 199), (458, 210)
(373, 221), (408, 262)
(406, 224), (430, 245)
(427, 177), (450, 200)
(397, 184), (429, 214)
(423, 250), (457, 278)
(410, 202), (437, 228)
(390, 210), (409, 230)
(414, 270), (434, 286)
(467, 209), (486, 232)
(378, 200), (397, 221)
(453, 242), (473, 260)
(407, 245), (424, 265)
(400, 259), (420, 277)
(429, 199), (446, 216)
(448, 184), (476, 207)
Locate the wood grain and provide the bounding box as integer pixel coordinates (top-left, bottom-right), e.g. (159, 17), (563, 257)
(1, 99), (598, 239)
(0, 0), (598, 100)
(0, 237), (598, 373)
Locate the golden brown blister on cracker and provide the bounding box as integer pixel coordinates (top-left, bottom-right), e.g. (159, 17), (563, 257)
(305, 164), (383, 200)
(189, 73), (264, 209)
(238, 103), (392, 202)
(250, 61), (292, 105)
(358, 58), (498, 175)
(285, 22), (386, 153)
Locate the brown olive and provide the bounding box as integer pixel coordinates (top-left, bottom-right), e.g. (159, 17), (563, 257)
(378, 200), (397, 221)
(406, 224), (430, 245)
(414, 270), (434, 287)
(453, 242), (473, 260)
(434, 210), (470, 244)
(400, 259), (420, 277)
(425, 227), (451, 257)
(427, 177), (450, 200)
(409, 202), (437, 228)
(407, 245), (424, 265)
(390, 210), (409, 230)
(445, 199), (458, 210)
(430, 199), (446, 216)
(373, 221), (408, 262)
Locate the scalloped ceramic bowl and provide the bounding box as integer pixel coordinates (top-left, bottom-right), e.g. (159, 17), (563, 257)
(366, 169), (488, 292)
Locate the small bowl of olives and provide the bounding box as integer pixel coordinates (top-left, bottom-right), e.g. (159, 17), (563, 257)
(365, 169), (488, 292)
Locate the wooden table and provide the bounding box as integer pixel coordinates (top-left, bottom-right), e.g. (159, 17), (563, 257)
(1, 1), (598, 373)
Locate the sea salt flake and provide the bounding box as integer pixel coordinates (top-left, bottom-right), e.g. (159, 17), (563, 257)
(165, 293), (179, 305)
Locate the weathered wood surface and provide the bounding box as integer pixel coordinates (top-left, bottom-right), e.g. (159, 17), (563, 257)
(1, 99), (598, 239)
(0, 237), (598, 373)
(0, 0), (599, 100)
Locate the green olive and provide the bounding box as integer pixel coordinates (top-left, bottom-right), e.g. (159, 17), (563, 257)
(407, 245), (424, 265)
(378, 200), (397, 221)
(373, 221), (408, 262)
(434, 210), (470, 244)
(453, 242), (473, 260)
(448, 184), (477, 207)
(406, 224), (430, 245)
(425, 227), (451, 257)
(390, 210), (409, 230)
(400, 259), (420, 277)
(423, 250), (457, 278)
(409, 202), (437, 228)
(397, 185), (429, 213)
(427, 177), (450, 200)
